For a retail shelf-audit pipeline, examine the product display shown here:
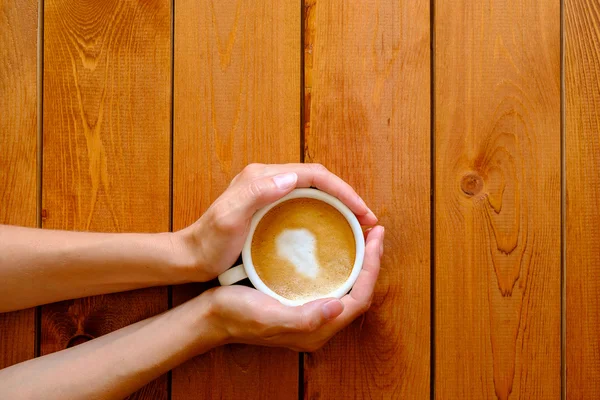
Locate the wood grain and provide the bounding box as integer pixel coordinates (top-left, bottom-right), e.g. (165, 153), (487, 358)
(0, 0), (38, 369)
(434, 0), (561, 398)
(304, 0), (431, 397)
(41, 0), (171, 398)
(172, 0), (300, 398)
(566, 0), (600, 397)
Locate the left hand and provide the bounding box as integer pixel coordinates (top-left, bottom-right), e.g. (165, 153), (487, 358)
(201, 225), (385, 351)
(173, 163), (378, 282)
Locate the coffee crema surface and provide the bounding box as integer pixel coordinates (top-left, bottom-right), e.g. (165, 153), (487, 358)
(251, 198), (356, 301)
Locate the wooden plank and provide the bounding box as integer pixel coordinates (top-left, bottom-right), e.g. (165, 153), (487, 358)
(434, 0), (561, 398)
(566, 0), (600, 397)
(172, 0), (300, 398)
(41, 0), (171, 398)
(0, 0), (38, 369)
(304, 0), (430, 397)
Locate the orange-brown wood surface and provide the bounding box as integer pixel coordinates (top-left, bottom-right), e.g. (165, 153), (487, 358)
(304, 0), (431, 398)
(435, 0), (561, 398)
(40, 0), (172, 398)
(0, 0), (38, 369)
(566, 0), (600, 397)
(171, 0), (301, 398)
(4, 0), (600, 397)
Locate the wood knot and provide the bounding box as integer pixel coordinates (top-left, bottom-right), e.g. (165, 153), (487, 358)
(461, 173), (484, 196)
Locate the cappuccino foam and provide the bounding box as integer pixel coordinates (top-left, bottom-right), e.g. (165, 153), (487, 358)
(251, 198), (356, 301)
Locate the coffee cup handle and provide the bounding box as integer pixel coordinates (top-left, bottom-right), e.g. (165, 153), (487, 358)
(218, 264), (248, 286)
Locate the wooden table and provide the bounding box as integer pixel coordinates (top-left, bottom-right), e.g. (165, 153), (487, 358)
(1, 0), (598, 398)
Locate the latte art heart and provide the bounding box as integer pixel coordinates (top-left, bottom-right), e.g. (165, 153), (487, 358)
(276, 228), (320, 279)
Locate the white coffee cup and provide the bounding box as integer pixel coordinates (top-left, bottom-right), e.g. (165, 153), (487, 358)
(218, 188), (366, 306)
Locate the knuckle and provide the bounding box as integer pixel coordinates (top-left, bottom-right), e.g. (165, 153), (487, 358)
(247, 180), (265, 200)
(242, 163), (264, 178)
(304, 318), (318, 333)
(300, 310), (318, 333)
(229, 174), (241, 187)
(310, 163), (328, 174)
(360, 299), (373, 314)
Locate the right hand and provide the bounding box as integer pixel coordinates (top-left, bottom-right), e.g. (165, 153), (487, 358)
(174, 163), (378, 282)
(202, 225), (385, 352)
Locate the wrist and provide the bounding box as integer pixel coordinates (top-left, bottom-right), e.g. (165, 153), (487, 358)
(148, 231), (198, 284)
(188, 289), (231, 352)
(170, 224), (211, 282)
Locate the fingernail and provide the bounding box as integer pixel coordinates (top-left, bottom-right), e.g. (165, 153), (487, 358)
(379, 227), (385, 257)
(367, 208), (378, 221)
(357, 196), (368, 212)
(321, 299), (344, 320)
(273, 172), (297, 190)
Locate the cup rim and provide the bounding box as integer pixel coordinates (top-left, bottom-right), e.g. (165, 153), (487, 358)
(241, 188), (366, 306)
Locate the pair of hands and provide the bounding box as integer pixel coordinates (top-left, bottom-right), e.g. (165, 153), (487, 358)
(174, 164), (385, 352)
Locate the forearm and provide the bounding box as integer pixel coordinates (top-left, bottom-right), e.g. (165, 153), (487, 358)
(0, 292), (224, 400)
(0, 225), (196, 311)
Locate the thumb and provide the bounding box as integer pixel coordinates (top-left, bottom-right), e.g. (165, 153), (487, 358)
(277, 298), (344, 332)
(236, 172), (298, 219)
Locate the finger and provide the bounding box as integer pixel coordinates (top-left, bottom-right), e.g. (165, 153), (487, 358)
(232, 172), (299, 220)
(262, 164), (378, 225)
(269, 298), (345, 333)
(331, 225), (385, 327)
(349, 225), (384, 303)
(356, 213), (378, 227)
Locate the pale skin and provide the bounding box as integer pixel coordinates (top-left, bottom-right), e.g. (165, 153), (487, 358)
(0, 163), (385, 400)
